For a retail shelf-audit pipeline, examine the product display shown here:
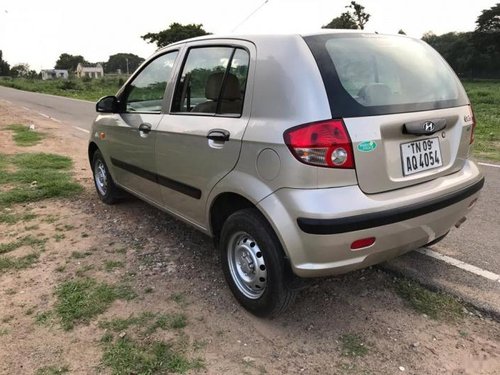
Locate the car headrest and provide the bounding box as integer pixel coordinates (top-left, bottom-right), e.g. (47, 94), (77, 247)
(358, 83), (392, 106)
(206, 72), (241, 101)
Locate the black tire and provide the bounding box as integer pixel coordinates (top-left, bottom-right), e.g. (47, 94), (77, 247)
(91, 150), (121, 204)
(219, 208), (297, 317)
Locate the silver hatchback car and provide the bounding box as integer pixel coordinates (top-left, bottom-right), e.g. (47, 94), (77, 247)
(89, 32), (484, 316)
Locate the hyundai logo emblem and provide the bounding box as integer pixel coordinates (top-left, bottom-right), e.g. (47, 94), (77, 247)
(423, 121), (435, 133)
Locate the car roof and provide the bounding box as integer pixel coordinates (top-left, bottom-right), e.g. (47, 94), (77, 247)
(164, 30), (393, 49)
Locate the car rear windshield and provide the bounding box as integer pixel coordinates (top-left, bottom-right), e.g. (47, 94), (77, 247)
(304, 34), (468, 118)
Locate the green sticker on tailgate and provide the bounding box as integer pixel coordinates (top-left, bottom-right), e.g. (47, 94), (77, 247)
(357, 141), (377, 152)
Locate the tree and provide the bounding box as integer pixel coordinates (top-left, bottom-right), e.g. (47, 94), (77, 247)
(105, 53), (145, 74)
(473, 3), (500, 58)
(55, 53), (87, 72)
(475, 3), (500, 32)
(142, 23), (210, 48)
(9, 63), (31, 78)
(0, 50), (10, 76)
(421, 3), (500, 78)
(347, 1), (370, 30)
(398, 29), (406, 35)
(323, 1), (370, 30)
(322, 12), (357, 29)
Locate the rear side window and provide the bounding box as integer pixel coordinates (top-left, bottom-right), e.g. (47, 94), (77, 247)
(171, 46), (249, 116)
(304, 34), (468, 117)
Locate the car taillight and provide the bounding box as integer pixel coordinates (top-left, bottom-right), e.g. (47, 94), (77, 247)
(283, 119), (354, 168)
(470, 106), (476, 145)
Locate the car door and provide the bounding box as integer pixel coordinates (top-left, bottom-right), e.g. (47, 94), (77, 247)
(104, 50), (179, 204)
(154, 41), (255, 227)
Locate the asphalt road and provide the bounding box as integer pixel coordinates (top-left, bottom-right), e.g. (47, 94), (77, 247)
(1, 85), (498, 315)
(0, 85), (95, 133)
(434, 164), (499, 275)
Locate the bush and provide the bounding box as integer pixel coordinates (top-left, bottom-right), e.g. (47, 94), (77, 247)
(59, 80), (78, 90)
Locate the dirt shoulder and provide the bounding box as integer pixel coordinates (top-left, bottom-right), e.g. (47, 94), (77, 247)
(0, 102), (499, 375)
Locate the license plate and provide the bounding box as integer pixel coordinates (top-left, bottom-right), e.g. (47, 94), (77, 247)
(400, 137), (442, 176)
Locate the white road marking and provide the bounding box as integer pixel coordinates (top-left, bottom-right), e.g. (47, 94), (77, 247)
(418, 247), (500, 283)
(22, 106), (31, 111)
(73, 126), (90, 134)
(478, 162), (500, 169)
(1, 99), (12, 104)
(35, 111), (62, 124)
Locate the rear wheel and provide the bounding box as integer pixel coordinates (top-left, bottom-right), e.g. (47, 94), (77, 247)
(220, 208), (297, 317)
(92, 150), (121, 204)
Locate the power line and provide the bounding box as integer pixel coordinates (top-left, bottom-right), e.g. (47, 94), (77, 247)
(232, 0), (270, 32)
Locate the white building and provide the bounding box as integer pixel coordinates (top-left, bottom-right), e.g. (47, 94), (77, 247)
(76, 63), (104, 78)
(41, 69), (69, 80)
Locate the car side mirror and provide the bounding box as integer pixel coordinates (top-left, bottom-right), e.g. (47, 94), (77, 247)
(96, 96), (119, 113)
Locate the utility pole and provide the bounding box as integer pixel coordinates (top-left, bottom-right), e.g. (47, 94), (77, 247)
(125, 58), (129, 76)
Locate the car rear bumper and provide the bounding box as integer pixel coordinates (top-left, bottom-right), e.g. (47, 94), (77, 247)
(257, 160), (484, 278)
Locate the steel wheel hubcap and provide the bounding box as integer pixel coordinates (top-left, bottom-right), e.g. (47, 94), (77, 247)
(94, 160), (108, 196)
(227, 232), (267, 299)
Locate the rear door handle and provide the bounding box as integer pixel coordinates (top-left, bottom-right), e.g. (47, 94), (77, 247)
(139, 123), (152, 133)
(207, 129), (230, 142)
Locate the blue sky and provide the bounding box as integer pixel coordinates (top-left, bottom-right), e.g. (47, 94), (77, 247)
(0, 0), (496, 70)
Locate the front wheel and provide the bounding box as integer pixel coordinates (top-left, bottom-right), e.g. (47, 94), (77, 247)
(220, 208), (297, 317)
(92, 150), (122, 204)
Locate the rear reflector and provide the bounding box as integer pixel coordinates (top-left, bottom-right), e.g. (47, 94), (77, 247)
(283, 119), (354, 169)
(469, 105), (476, 145)
(350, 237), (376, 250)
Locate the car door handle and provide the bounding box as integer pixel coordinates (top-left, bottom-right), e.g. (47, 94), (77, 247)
(138, 123), (152, 133)
(207, 129), (230, 142)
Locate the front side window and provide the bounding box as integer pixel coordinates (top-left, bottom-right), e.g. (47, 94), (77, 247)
(172, 46), (249, 115)
(124, 51), (178, 113)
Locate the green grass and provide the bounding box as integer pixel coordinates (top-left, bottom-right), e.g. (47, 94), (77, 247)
(99, 312), (156, 332)
(0, 77), (124, 101)
(2, 315), (14, 323)
(70, 251), (91, 259)
(339, 334), (369, 358)
(0, 235), (46, 255)
(462, 80), (500, 161)
(148, 313), (187, 332)
(0, 253), (40, 272)
(105, 260), (125, 272)
(35, 310), (53, 326)
(99, 312), (187, 335)
(394, 279), (464, 320)
(5, 124), (45, 146)
(102, 337), (204, 375)
(0, 328), (9, 336)
(55, 278), (136, 330)
(35, 365), (69, 375)
(55, 265), (66, 273)
(170, 292), (188, 307)
(75, 264), (95, 277)
(0, 212), (37, 225)
(0, 152), (82, 206)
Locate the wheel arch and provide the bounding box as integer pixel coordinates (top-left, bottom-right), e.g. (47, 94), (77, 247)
(208, 191), (297, 280)
(88, 142), (99, 169)
(209, 192), (255, 245)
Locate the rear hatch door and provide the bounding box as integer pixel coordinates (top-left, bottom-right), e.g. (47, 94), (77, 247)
(344, 106), (473, 194)
(304, 33), (472, 194)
